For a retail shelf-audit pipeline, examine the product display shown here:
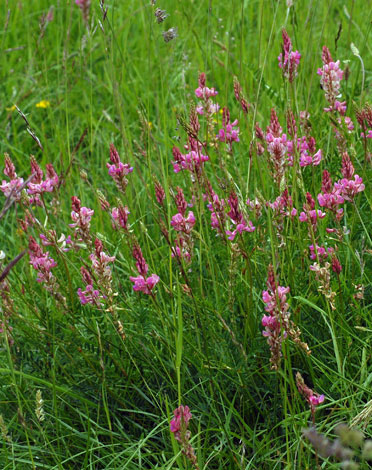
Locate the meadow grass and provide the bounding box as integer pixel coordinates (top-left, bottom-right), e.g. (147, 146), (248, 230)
(0, 0), (372, 468)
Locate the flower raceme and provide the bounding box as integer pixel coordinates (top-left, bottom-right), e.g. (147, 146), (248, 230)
(262, 266), (310, 369)
(129, 244), (159, 295)
(296, 372), (324, 421)
(226, 192), (255, 241)
(29, 236), (57, 285)
(70, 196), (94, 244)
(278, 29), (301, 82)
(318, 47), (344, 110)
(0, 154), (24, 201)
(130, 274), (160, 295)
(28, 236), (65, 304)
(107, 144), (133, 193)
(170, 405), (198, 470)
(171, 141), (209, 175)
(111, 205), (130, 230)
(217, 107), (240, 146)
(27, 157), (59, 196)
(195, 73), (218, 100)
(170, 212), (196, 233)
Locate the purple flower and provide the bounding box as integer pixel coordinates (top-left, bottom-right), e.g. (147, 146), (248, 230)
(77, 284), (104, 306)
(107, 144), (133, 193)
(170, 405), (192, 435)
(130, 274), (160, 295)
(170, 211), (196, 233)
(278, 29), (301, 82)
(317, 47), (344, 109)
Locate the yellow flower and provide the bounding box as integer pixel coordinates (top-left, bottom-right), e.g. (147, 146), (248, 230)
(6, 105), (16, 112)
(36, 100), (50, 109)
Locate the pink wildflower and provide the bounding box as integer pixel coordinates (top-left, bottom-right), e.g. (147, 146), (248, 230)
(107, 144), (133, 193)
(0, 154), (25, 201)
(28, 236), (63, 301)
(233, 76), (250, 113)
(318, 46), (344, 110)
(296, 372), (324, 423)
(27, 160), (59, 195)
(171, 142), (209, 175)
(331, 256), (342, 275)
(334, 176), (365, 201)
(217, 107), (240, 146)
(78, 284), (103, 306)
(70, 196), (94, 243)
(195, 73), (218, 99)
(155, 181), (166, 205)
(170, 405), (198, 469)
(262, 266), (310, 370)
(278, 29), (301, 82)
(309, 244), (334, 261)
(111, 205), (130, 230)
(171, 211), (196, 233)
(75, 0), (90, 25)
(170, 405), (192, 435)
(130, 244), (159, 295)
(77, 266), (104, 307)
(129, 274), (160, 295)
(89, 238), (115, 290)
(206, 183), (226, 235)
(226, 192), (255, 241)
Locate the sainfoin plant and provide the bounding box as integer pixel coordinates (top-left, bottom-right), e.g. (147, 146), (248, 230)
(0, 2), (371, 469)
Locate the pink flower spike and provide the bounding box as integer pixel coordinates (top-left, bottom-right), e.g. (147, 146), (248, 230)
(130, 274), (159, 295)
(170, 405), (192, 434)
(278, 29), (301, 82)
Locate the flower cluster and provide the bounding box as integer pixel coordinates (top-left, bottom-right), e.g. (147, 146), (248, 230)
(107, 144), (133, 194)
(0, 154), (25, 201)
(265, 109), (290, 187)
(356, 103), (372, 139)
(111, 204), (130, 231)
(27, 157), (59, 199)
(170, 187), (195, 262)
(205, 182), (226, 236)
(309, 244), (334, 261)
(171, 140), (209, 175)
(233, 76), (250, 113)
(226, 192), (255, 241)
(28, 236), (65, 305)
(130, 244), (159, 295)
(317, 170), (344, 220)
(296, 372), (324, 421)
(317, 46), (344, 111)
(77, 267), (104, 307)
(278, 29), (301, 82)
(70, 196), (94, 244)
(217, 107), (240, 148)
(262, 266), (310, 370)
(334, 153), (365, 202)
(77, 239), (115, 306)
(75, 0), (90, 25)
(299, 192), (326, 229)
(195, 73), (218, 101)
(89, 238), (115, 292)
(287, 136), (322, 167)
(40, 231), (72, 252)
(170, 405), (198, 470)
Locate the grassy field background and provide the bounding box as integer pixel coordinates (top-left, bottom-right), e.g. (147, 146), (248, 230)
(1, 0), (372, 468)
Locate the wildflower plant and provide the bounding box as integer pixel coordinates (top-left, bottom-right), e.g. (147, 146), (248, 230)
(0, 3), (371, 469)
